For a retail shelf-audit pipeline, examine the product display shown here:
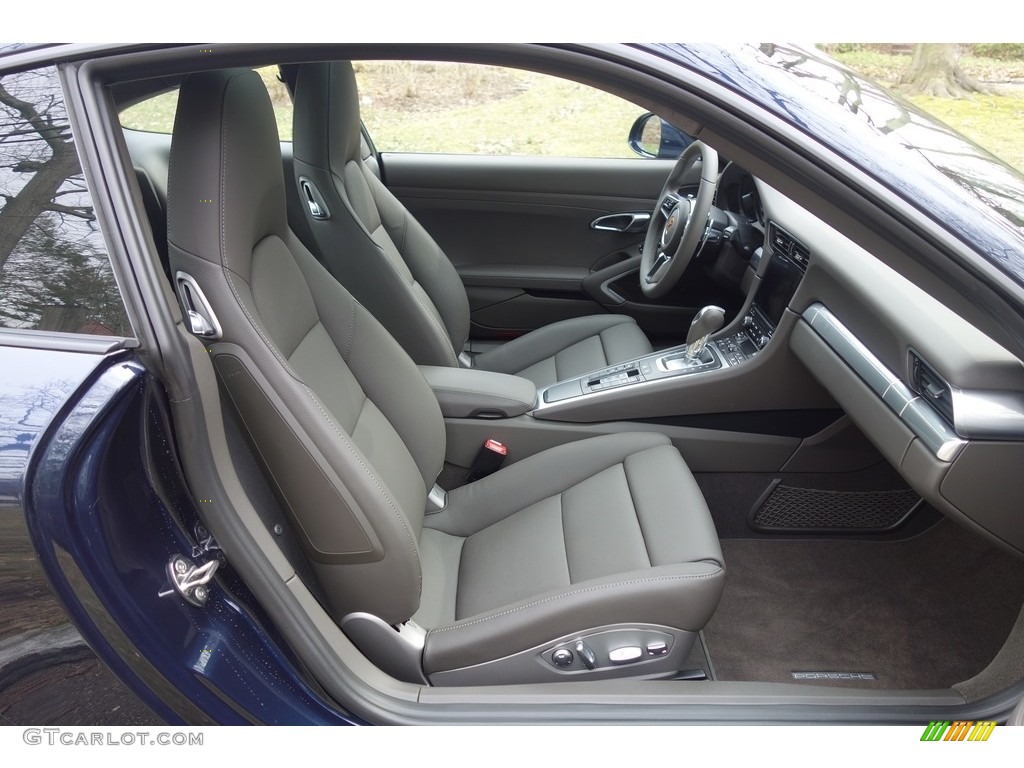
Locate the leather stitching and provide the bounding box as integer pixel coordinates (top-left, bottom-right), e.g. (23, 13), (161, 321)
(558, 492), (573, 584)
(342, 299), (357, 362)
(395, 207), (410, 252)
(597, 327), (609, 366)
(620, 460), (653, 568)
(284, 316), (323, 362)
(428, 571), (722, 636)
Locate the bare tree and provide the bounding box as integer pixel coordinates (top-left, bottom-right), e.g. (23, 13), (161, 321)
(0, 72), (92, 273)
(0, 68), (126, 335)
(898, 44), (987, 98)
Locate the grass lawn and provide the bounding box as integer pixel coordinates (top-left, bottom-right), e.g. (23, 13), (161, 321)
(831, 50), (1024, 172)
(355, 63), (646, 159)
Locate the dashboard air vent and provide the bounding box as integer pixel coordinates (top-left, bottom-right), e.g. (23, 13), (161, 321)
(768, 222), (810, 270)
(909, 351), (955, 427)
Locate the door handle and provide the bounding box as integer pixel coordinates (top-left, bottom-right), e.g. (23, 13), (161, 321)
(590, 212), (651, 233)
(298, 177), (330, 220)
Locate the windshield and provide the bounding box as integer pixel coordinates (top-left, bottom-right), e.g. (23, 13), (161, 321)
(653, 43), (1024, 290)
(754, 44), (1024, 231)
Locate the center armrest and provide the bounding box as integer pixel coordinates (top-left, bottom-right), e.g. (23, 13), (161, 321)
(418, 366), (537, 419)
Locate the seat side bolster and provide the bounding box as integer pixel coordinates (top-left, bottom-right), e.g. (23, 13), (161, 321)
(421, 562), (725, 675)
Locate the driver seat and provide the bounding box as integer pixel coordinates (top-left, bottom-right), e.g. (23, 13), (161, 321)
(290, 61), (653, 389)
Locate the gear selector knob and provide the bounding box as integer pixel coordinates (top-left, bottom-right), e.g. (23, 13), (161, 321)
(686, 305), (726, 359)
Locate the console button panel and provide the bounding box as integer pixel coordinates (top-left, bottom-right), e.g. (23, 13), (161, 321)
(539, 306), (776, 405)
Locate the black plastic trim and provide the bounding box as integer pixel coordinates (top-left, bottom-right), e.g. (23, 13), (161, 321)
(637, 409), (844, 438)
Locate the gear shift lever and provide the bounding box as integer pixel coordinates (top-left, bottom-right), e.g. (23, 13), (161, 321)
(685, 305), (726, 360)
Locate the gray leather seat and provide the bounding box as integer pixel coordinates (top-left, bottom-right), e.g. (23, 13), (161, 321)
(166, 68), (724, 685)
(290, 61), (653, 389)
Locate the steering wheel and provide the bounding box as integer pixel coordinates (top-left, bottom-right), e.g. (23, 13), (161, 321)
(640, 140), (719, 299)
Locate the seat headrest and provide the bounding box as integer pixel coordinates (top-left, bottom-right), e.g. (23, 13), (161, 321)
(167, 68), (288, 277)
(292, 61), (362, 171)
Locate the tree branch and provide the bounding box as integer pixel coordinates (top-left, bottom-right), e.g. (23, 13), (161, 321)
(0, 80), (72, 156)
(42, 202), (95, 220)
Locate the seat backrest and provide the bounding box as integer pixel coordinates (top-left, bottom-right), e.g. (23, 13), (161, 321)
(166, 68), (446, 625)
(291, 61), (470, 368)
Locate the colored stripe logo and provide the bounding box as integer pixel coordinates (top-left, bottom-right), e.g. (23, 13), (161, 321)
(920, 721), (997, 741)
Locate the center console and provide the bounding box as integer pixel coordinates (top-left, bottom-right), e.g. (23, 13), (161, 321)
(537, 221), (807, 410)
(539, 304), (774, 405)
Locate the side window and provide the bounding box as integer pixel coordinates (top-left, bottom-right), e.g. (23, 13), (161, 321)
(0, 66), (131, 336)
(119, 67), (293, 140)
(354, 61), (651, 159)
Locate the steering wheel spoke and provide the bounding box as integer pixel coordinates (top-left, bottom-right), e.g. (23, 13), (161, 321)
(645, 250), (672, 284)
(659, 194), (679, 219)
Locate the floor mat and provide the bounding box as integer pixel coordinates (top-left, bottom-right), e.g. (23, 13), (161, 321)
(702, 520), (1024, 689)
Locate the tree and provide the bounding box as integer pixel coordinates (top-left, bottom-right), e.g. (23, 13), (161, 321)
(898, 44), (987, 99)
(0, 72), (90, 273)
(0, 68), (128, 335)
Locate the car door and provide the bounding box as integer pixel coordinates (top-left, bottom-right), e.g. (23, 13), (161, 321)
(0, 59), (164, 724)
(353, 61), (703, 343)
(0, 55), (355, 726)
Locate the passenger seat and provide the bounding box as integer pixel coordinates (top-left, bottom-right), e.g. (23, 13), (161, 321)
(290, 61), (655, 389)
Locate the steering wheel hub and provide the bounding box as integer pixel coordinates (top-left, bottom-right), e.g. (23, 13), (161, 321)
(660, 199), (691, 251)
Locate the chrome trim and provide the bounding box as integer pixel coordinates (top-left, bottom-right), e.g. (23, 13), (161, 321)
(908, 347), (1024, 440)
(425, 483), (448, 515)
(950, 388), (1024, 439)
(174, 271), (223, 340)
(802, 303), (967, 462)
(590, 211), (651, 233)
(158, 555), (219, 607)
(533, 341), (733, 412)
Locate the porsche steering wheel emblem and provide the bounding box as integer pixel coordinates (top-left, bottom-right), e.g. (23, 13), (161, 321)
(662, 209), (678, 248)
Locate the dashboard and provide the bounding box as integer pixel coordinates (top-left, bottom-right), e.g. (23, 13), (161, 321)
(548, 161), (1024, 559)
(755, 173), (1024, 558)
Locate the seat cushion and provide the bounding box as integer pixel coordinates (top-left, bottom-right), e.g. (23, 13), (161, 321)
(472, 314), (653, 389)
(417, 432), (724, 674)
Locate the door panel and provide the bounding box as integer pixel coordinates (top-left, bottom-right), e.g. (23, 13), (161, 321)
(380, 153), (671, 336)
(380, 152), (708, 339)
(383, 153), (669, 273)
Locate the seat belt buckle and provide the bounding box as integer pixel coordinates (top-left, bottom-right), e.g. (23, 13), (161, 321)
(466, 439), (507, 482)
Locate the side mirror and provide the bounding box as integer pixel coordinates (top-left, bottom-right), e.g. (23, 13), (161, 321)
(628, 112), (694, 159)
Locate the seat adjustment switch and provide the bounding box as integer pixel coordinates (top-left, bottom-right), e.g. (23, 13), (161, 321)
(608, 646), (643, 664)
(575, 640), (597, 670)
(551, 648), (574, 668)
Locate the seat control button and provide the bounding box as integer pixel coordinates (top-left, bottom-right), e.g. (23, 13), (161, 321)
(575, 640), (597, 670)
(646, 641), (669, 656)
(609, 646), (643, 664)
(551, 648), (574, 668)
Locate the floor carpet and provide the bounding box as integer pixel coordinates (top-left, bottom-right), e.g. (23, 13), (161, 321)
(702, 520), (1024, 689)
